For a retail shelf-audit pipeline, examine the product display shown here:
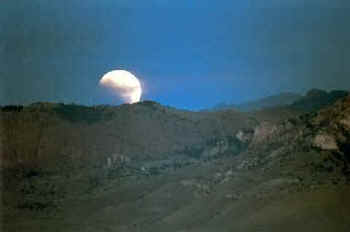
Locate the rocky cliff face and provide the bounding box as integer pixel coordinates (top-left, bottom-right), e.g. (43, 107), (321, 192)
(239, 94), (350, 179)
(309, 95), (350, 164)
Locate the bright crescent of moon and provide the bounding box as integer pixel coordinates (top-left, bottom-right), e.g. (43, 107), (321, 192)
(99, 70), (142, 104)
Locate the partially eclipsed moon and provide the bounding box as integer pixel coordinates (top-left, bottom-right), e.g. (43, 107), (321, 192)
(99, 70), (142, 103)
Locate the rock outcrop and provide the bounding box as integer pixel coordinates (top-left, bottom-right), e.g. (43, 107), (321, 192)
(313, 133), (339, 151)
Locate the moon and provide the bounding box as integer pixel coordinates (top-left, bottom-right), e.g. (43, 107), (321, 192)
(99, 70), (142, 104)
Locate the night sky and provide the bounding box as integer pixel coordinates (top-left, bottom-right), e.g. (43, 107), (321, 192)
(1, 0), (350, 110)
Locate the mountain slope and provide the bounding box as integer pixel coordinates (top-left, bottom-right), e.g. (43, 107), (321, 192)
(212, 89), (349, 114)
(2, 95), (350, 232)
(1, 101), (253, 170)
(291, 89), (349, 112)
(213, 92), (302, 112)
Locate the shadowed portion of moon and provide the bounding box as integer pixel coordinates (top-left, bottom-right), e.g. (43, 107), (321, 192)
(99, 70), (142, 104)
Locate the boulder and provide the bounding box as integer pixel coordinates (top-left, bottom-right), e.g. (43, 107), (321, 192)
(313, 134), (339, 151)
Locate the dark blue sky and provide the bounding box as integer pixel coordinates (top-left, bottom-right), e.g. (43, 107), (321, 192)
(1, 0), (350, 109)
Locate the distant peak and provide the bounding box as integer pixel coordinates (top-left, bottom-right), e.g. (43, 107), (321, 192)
(306, 89), (328, 98)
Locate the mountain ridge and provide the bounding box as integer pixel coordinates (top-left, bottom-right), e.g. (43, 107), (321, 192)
(212, 89), (349, 113)
(2, 90), (350, 232)
(213, 92), (302, 112)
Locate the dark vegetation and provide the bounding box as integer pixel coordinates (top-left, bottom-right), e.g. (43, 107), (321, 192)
(50, 103), (115, 124)
(183, 144), (204, 159)
(1, 102), (116, 124)
(1, 105), (24, 112)
(291, 89), (349, 112)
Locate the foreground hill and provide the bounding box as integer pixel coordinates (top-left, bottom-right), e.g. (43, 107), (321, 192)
(1, 101), (254, 171)
(2, 93), (350, 232)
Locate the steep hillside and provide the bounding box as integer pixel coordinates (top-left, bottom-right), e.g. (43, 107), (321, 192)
(2, 95), (350, 232)
(244, 89), (349, 125)
(1, 101), (254, 170)
(1, 101), (256, 216)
